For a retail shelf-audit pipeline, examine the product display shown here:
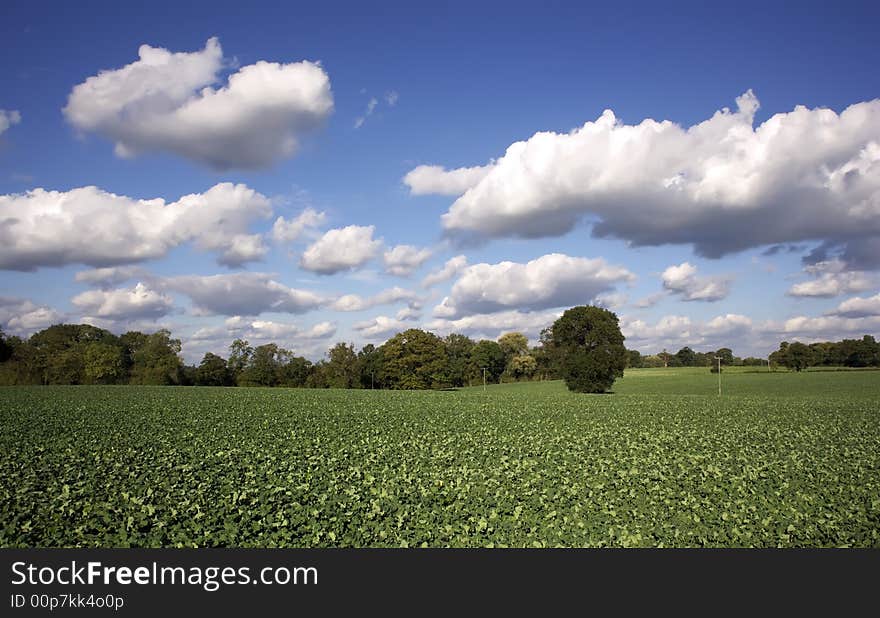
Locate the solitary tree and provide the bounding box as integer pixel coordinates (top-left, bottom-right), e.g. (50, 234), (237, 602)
(550, 306), (627, 393)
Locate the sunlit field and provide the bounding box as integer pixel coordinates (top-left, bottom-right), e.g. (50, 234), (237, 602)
(2, 369), (878, 547)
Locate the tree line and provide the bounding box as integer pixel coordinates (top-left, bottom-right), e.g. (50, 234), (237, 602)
(625, 336), (880, 372)
(1, 312), (877, 389)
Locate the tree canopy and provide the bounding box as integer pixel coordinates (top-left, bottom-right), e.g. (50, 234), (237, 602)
(550, 306), (627, 393)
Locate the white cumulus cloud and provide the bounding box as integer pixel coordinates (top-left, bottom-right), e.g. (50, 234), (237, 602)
(164, 272), (325, 316)
(0, 297), (63, 335)
(331, 286), (420, 312)
(74, 266), (149, 288)
(422, 255), (468, 288)
(63, 37), (333, 170)
(787, 260), (875, 297)
(352, 315), (410, 339)
(271, 207), (326, 244)
(426, 92), (880, 265)
(661, 262), (731, 302)
(403, 164), (493, 196)
(435, 253), (634, 318)
(0, 183), (271, 270)
(300, 225), (382, 275)
(72, 282), (174, 320)
(828, 292), (880, 318)
(383, 244), (433, 276)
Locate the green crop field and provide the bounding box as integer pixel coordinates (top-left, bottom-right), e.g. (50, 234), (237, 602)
(1, 368), (879, 547)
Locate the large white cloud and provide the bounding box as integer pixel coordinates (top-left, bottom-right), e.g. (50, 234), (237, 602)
(383, 244), (433, 276)
(403, 164), (493, 196)
(300, 225), (382, 275)
(331, 286), (420, 312)
(787, 260), (875, 297)
(0, 109), (21, 136)
(0, 183), (271, 270)
(63, 38), (333, 170)
(0, 297), (64, 335)
(661, 262), (731, 302)
(424, 92), (880, 265)
(164, 272), (325, 316)
(72, 282), (174, 321)
(434, 253), (634, 318)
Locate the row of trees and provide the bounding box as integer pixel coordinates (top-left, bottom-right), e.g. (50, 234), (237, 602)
(0, 324), (551, 389)
(2, 312), (878, 389)
(626, 336), (880, 372)
(769, 337), (880, 371)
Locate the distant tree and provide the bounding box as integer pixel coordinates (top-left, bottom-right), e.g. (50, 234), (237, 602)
(0, 339), (40, 385)
(444, 334), (475, 387)
(641, 354), (665, 368)
(239, 343), (288, 386)
(227, 339), (253, 385)
(196, 352), (233, 386)
(782, 342), (814, 372)
(305, 361), (330, 388)
(280, 355), (313, 388)
(675, 346), (697, 367)
(119, 331), (148, 378)
(532, 327), (561, 380)
(326, 342), (359, 388)
(715, 348), (735, 366)
(741, 357), (765, 366)
(381, 329), (449, 389)
(469, 340), (506, 385)
(0, 328), (12, 363)
(357, 344), (384, 389)
(129, 329), (183, 385)
(625, 349), (643, 369)
(83, 342), (125, 384)
(506, 354), (537, 381)
(550, 306), (626, 393)
(837, 335), (880, 367)
(498, 332), (529, 362)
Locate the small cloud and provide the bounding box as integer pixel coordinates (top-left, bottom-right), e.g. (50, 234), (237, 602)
(354, 97), (378, 129)
(0, 109), (22, 136)
(385, 91), (399, 106)
(661, 262), (731, 302)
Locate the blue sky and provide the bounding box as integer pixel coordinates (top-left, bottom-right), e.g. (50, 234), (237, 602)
(1, 0), (879, 362)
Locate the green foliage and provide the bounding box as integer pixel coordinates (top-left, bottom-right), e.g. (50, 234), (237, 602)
(325, 342), (359, 389)
(83, 342), (125, 384)
(1, 371), (878, 547)
(625, 349), (642, 368)
(497, 332), (528, 363)
(195, 353), (233, 387)
(443, 334), (475, 387)
(357, 344), (384, 389)
(505, 354), (537, 381)
(380, 329), (449, 389)
(129, 330), (183, 385)
(551, 306), (626, 393)
(469, 340), (506, 384)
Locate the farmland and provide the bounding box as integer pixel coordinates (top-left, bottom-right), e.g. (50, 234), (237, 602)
(1, 368), (879, 547)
